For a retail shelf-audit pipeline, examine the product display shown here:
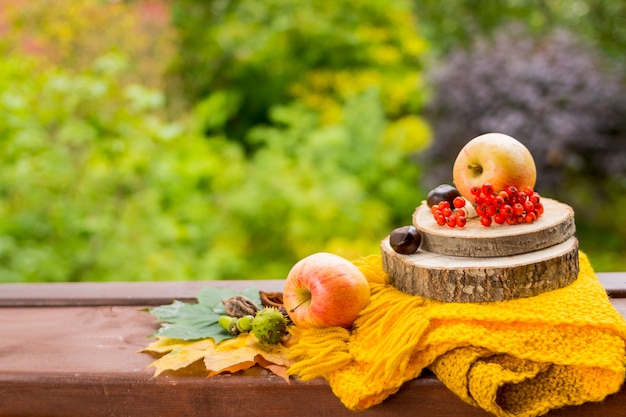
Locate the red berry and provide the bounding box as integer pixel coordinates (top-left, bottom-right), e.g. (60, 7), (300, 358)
(502, 204), (513, 217)
(506, 186), (519, 199)
(516, 216), (525, 224)
(494, 195), (506, 207)
(523, 186), (534, 196)
(497, 191), (509, 202)
(442, 207), (453, 217)
(439, 201), (450, 209)
(470, 186), (481, 196)
(436, 214), (446, 226)
(456, 215), (467, 227)
(480, 216), (492, 227)
(453, 196), (466, 209)
(513, 203), (525, 216)
(535, 202), (544, 215)
(494, 214), (506, 224)
(482, 183), (495, 196)
(486, 204), (497, 217)
(525, 211), (537, 223)
(431, 204), (440, 215)
(506, 216), (517, 225)
(524, 200), (535, 213)
(447, 216), (457, 227)
(531, 192), (541, 204)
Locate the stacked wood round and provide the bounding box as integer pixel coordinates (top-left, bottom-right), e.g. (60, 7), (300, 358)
(381, 198), (579, 303)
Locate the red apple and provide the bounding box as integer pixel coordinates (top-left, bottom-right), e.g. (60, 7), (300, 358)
(283, 252), (370, 329)
(452, 133), (537, 201)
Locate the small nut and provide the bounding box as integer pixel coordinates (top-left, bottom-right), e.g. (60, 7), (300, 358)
(259, 291), (283, 308)
(222, 295), (260, 318)
(389, 225), (421, 255)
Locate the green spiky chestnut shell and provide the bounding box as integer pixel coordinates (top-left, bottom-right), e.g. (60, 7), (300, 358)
(251, 307), (287, 346)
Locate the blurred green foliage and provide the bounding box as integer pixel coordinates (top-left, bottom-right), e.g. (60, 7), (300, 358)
(169, 0), (429, 139)
(0, 0), (430, 282)
(0, 0), (174, 89)
(416, 0), (626, 65)
(1, 0), (626, 282)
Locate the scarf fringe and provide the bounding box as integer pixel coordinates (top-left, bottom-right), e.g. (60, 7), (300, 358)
(286, 326), (352, 381)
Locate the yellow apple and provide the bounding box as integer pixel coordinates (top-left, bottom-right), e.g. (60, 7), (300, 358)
(452, 133), (537, 201)
(283, 252), (370, 329)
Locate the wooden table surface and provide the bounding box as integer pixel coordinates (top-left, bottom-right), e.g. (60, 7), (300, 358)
(1, 275), (626, 417)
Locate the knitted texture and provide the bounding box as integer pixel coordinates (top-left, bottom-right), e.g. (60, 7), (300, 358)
(287, 252), (626, 416)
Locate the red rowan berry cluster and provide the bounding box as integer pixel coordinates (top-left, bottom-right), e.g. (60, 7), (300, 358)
(431, 196), (468, 228)
(472, 183), (544, 227)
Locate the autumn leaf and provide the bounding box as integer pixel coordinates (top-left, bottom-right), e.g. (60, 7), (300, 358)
(142, 333), (291, 382)
(143, 336), (189, 354)
(205, 332), (291, 382)
(144, 337), (217, 376)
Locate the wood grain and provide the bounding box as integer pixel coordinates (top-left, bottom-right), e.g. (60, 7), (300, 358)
(382, 237), (580, 302)
(1, 278), (625, 417)
(2, 298), (626, 417)
(413, 198), (576, 257)
(0, 280), (286, 307)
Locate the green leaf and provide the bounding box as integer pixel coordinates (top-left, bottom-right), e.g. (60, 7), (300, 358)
(148, 287), (261, 341)
(155, 321), (231, 343)
(197, 286), (262, 314)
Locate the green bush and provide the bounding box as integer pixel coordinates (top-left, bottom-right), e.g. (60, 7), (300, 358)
(415, 0), (626, 65)
(0, 0), (431, 282)
(1, 0), (174, 90)
(169, 0), (428, 140)
(0, 54), (219, 282)
(0, 52), (427, 282)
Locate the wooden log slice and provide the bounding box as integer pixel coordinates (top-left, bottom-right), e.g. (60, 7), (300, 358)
(413, 198), (575, 257)
(381, 237), (579, 303)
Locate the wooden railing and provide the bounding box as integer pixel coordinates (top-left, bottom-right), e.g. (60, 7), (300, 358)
(1, 274), (626, 417)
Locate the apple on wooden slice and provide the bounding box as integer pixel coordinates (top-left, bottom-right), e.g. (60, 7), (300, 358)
(453, 133), (537, 201)
(283, 252), (370, 329)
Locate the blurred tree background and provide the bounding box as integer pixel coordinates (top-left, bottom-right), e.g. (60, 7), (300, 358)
(0, 0), (624, 282)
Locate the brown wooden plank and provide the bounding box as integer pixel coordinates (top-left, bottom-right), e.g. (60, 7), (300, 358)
(0, 370), (498, 417)
(0, 280), (285, 307)
(1, 272), (625, 307)
(1, 298), (626, 416)
(0, 305), (491, 417)
(598, 272), (626, 298)
(4, 370), (624, 417)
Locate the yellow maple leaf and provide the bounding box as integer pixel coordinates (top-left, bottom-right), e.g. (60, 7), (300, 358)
(142, 333), (291, 381)
(205, 332), (291, 382)
(142, 336), (189, 354)
(145, 338), (217, 376)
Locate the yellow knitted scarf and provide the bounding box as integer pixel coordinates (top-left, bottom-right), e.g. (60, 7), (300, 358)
(287, 251), (626, 417)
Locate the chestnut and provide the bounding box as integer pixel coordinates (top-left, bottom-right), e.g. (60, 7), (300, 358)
(390, 225), (421, 255)
(426, 184), (461, 208)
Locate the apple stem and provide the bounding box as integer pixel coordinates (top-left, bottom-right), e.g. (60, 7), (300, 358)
(468, 163), (483, 175)
(289, 297), (311, 313)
